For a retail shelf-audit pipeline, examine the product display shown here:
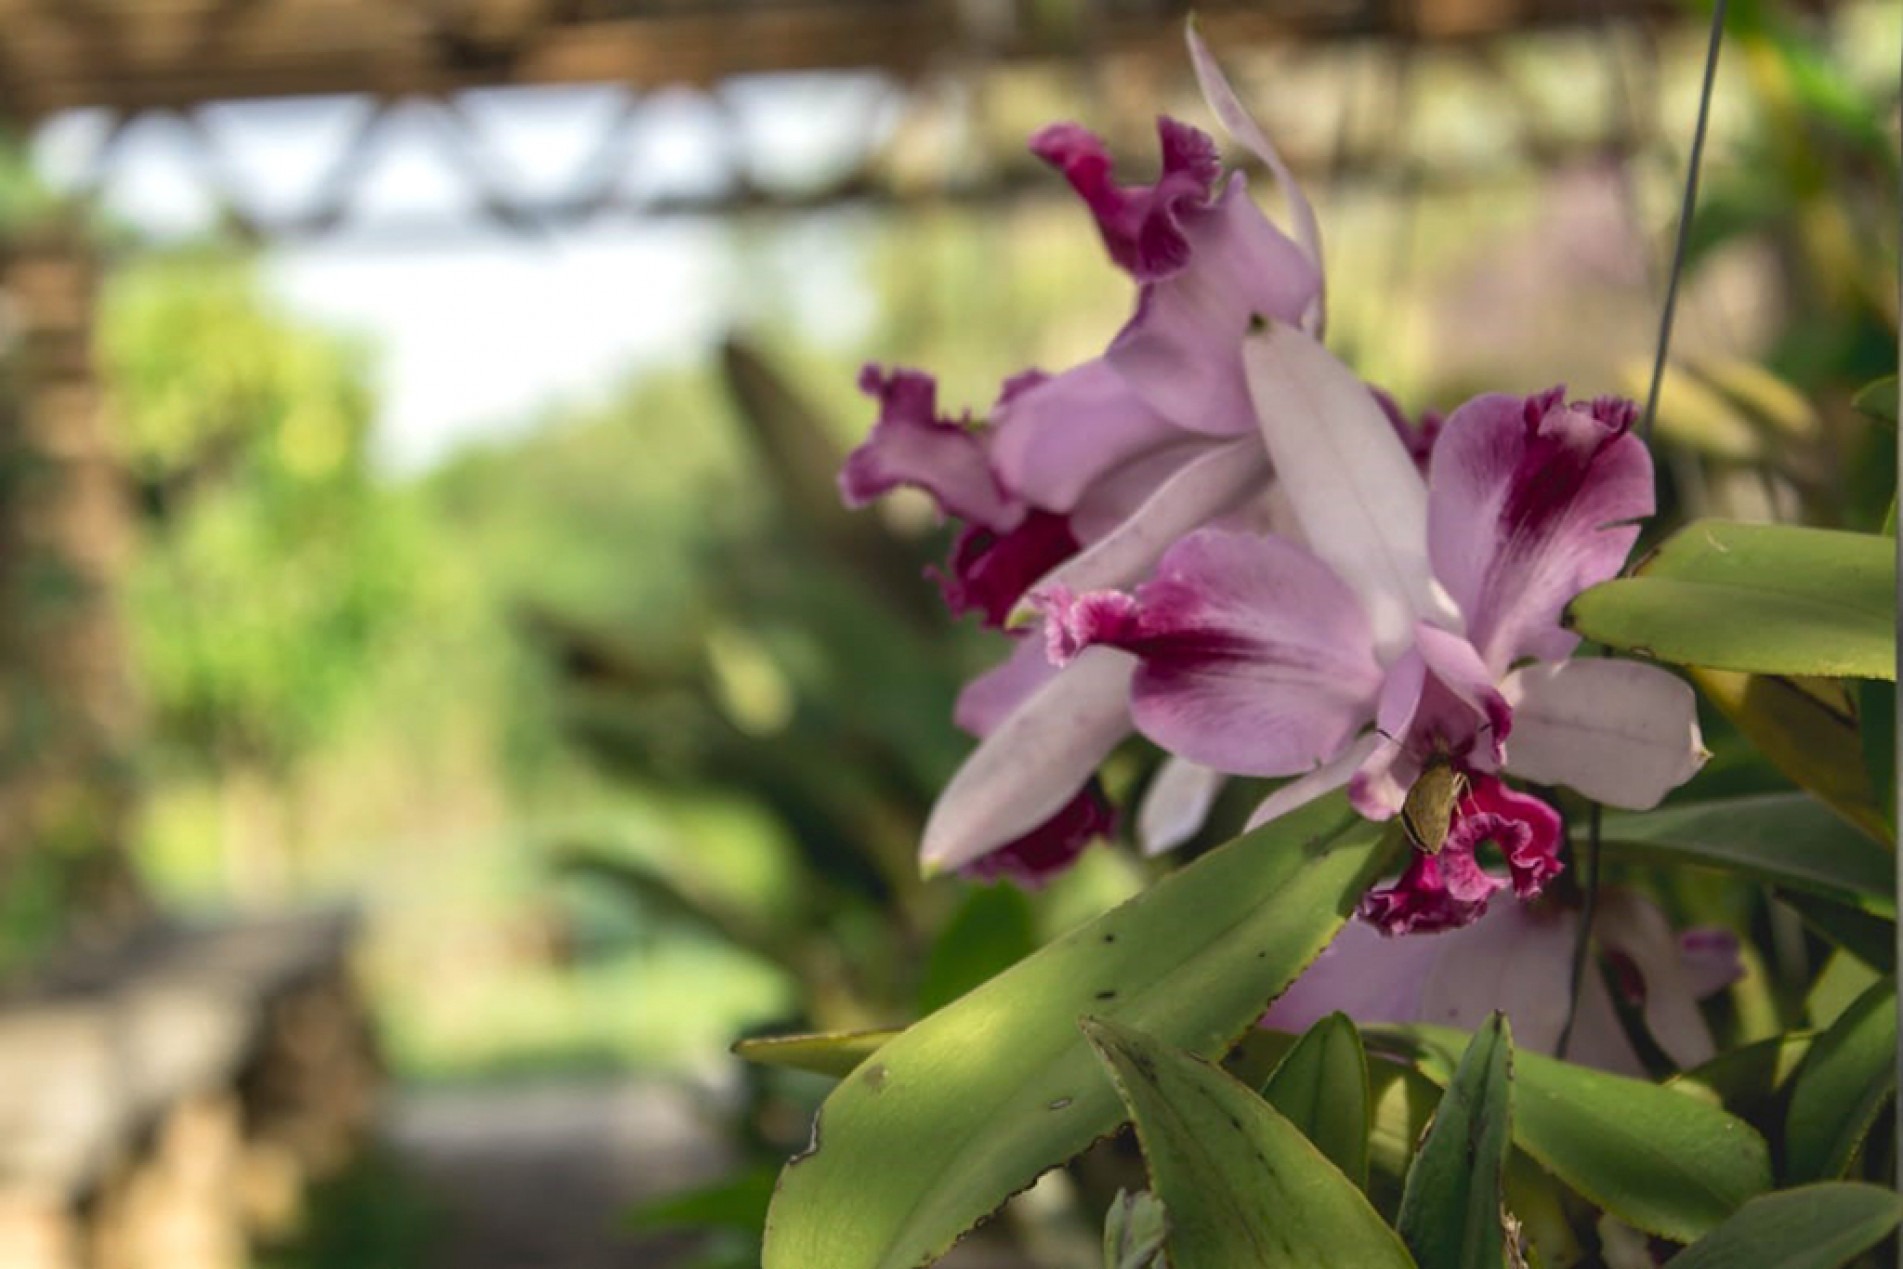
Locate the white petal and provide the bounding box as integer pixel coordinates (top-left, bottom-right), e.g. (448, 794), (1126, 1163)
(1241, 322), (1452, 659)
(1502, 660), (1709, 809)
(1007, 437), (1269, 626)
(1594, 889), (1718, 1069)
(1137, 758), (1227, 856)
(921, 647), (1134, 874)
(1244, 733), (1376, 831)
(1185, 23), (1325, 332)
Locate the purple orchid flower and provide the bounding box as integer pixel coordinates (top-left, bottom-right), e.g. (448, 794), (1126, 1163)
(842, 29), (1335, 879)
(1038, 321), (1708, 931)
(1264, 888), (1742, 1075)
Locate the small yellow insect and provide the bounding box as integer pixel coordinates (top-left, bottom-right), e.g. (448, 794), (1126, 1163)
(1401, 752), (1469, 855)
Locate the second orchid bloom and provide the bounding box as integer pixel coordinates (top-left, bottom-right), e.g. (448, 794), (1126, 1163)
(842, 26), (1707, 938)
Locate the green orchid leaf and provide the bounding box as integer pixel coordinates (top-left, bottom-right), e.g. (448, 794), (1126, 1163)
(1261, 1012), (1372, 1187)
(733, 1028), (901, 1078)
(1778, 891), (1895, 972)
(1594, 794), (1893, 915)
(1852, 376), (1897, 429)
(1858, 679), (1896, 842)
(1785, 977), (1898, 1183)
(917, 883), (1038, 1013)
(1083, 1016), (1415, 1269)
(1664, 1183), (1903, 1269)
(1397, 1015), (1514, 1269)
(1567, 520), (1896, 681)
(761, 795), (1395, 1269)
(1369, 1025), (1771, 1243)
(1688, 669), (1889, 843)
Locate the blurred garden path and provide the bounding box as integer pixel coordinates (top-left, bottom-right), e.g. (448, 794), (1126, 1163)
(383, 1078), (1044, 1268)
(386, 1079), (727, 1269)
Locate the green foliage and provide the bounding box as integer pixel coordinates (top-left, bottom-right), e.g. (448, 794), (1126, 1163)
(1370, 1025), (1772, 1243)
(1396, 1016), (1514, 1269)
(1082, 1017), (1414, 1269)
(104, 250), (423, 770)
(1102, 1190), (1170, 1269)
(1568, 521), (1897, 682)
(1595, 795), (1893, 915)
(1784, 978), (1898, 1183)
(1259, 1012), (1372, 1188)
(1664, 1183), (1903, 1269)
(760, 796), (1393, 1269)
(917, 884), (1038, 1014)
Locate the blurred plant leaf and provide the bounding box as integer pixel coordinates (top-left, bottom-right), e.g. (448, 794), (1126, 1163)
(916, 883), (1038, 1014)
(1082, 1017), (1415, 1269)
(1594, 794), (1893, 914)
(623, 1165), (778, 1235)
(1568, 521), (1896, 681)
(1369, 1025), (1771, 1243)
(1260, 1012), (1372, 1187)
(1852, 376), (1898, 429)
(553, 843), (778, 957)
(733, 1028), (901, 1078)
(1784, 977), (1897, 1183)
(1634, 363), (1771, 460)
(761, 796), (1394, 1269)
(1686, 669), (1890, 843)
(1663, 1183), (1902, 1269)
(1396, 1014), (1513, 1269)
(1778, 890), (1895, 972)
(1102, 1189), (1170, 1269)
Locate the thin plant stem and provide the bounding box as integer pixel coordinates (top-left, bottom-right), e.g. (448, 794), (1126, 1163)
(1561, 0), (1729, 1057)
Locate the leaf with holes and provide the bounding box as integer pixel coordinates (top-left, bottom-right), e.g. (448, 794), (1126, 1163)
(761, 795), (1395, 1269)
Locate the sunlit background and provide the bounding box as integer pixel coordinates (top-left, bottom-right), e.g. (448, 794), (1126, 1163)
(0, 1), (1893, 1266)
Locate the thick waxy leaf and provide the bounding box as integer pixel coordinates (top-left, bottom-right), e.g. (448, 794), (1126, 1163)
(1688, 669), (1889, 842)
(1664, 1183), (1903, 1269)
(1670, 1035), (1814, 1122)
(1595, 794), (1894, 915)
(1370, 1025), (1771, 1243)
(917, 884), (1038, 1013)
(1397, 1015), (1514, 1269)
(1785, 977), (1898, 1183)
(1852, 375), (1898, 428)
(1261, 1012), (1372, 1186)
(734, 1029), (900, 1078)
(762, 796), (1394, 1269)
(1568, 520), (1896, 681)
(1083, 1017), (1415, 1269)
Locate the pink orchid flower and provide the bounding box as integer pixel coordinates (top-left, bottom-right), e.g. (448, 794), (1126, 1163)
(1264, 889), (1742, 1075)
(842, 29), (1332, 879)
(1038, 322), (1708, 932)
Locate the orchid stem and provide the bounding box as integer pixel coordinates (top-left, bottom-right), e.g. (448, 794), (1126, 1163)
(1556, 802), (1602, 1061)
(1640, 0), (1728, 441)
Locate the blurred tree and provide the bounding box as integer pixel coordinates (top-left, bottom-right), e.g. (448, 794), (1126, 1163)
(102, 250), (423, 900)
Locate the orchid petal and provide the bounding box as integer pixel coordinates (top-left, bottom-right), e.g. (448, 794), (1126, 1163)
(1185, 22), (1325, 329)
(1413, 624), (1512, 764)
(952, 636), (1060, 738)
(1041, 529), (1383, 777)
(1029, 117), (1221, 282)
(1137, 757), (1227, 856)
(989, 359), (1186, 513)
(1502, 659), (1708, 809)
(921, 646), (1134, 874)
(1009, 437), (1269, 621)
(839, 365), (1020, 530)
(1108, 178), (1320, 439)
(1594, 889), (1718, 1070)
(961, 779), (1115, 890)
(1241, 322), (1453, 659)
(1259, 917), (1437, 1037)
(1428, 390), (1653, 672)
(1244, 733), (1378, 832)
